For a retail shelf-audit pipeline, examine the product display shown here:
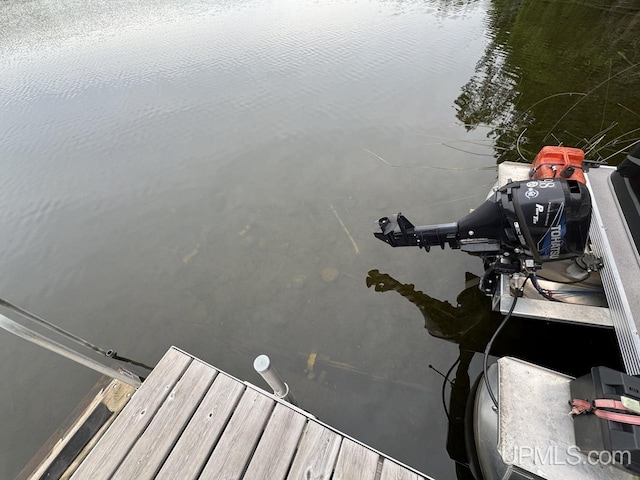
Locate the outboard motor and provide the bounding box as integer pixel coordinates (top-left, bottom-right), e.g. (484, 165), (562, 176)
(374, 177), (593, 294)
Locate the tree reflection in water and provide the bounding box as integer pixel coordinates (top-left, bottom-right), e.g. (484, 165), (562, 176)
(455, 0), (640, 165)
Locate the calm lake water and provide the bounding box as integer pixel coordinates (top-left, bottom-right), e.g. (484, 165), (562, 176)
(1, 0), (638, 478)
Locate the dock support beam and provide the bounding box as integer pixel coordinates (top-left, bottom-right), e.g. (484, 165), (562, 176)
(253, 354), (297, 406)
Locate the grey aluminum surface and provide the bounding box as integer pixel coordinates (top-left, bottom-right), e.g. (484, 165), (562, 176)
(495, 357), (637, 480)
(493, 275), (612, 327)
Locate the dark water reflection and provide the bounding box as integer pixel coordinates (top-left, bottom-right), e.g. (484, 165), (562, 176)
(456, 0), (640, 164)
(0, 0), (638, 479)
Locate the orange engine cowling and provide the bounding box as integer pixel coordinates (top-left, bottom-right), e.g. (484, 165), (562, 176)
(529, 146), (586, 184)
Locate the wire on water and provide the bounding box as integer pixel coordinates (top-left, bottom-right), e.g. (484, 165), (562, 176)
(439, 353), (461, 420)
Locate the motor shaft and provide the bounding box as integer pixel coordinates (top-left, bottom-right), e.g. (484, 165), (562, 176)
(374, 214), (459, 251)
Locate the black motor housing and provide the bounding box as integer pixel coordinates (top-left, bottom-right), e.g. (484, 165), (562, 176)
(375, 178), (592, 263)
(490, 178), (592, 261)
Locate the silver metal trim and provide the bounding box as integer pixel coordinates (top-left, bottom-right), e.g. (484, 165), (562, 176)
(586, 167), (640, 375)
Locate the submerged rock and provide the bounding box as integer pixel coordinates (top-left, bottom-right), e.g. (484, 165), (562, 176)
(321, 267), (339, 283)
(289, 273), (306, 289)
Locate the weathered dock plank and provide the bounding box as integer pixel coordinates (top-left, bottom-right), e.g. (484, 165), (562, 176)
(111, 360), (216, 480)
(70, 348), (190, 479)
(155, 373), (245, 480)
(54, 347), (433, 480)
(198, 387), (275, 479)
(287, 421), (342, 480)
(333, 437), (380, 480)
(244, 403), (307, 479)
(381, 459), (423, 480)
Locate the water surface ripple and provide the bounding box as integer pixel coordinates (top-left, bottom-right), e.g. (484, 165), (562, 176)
(2, 1), (498, 478)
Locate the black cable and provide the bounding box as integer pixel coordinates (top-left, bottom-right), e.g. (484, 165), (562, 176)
(530, 274), (562, 302)
(440, 353), (461, 420)
(111, 353), (154, 371)
(483, 275), (529, 408)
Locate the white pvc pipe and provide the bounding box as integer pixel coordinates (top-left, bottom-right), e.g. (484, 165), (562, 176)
(253, 354), (296, 405)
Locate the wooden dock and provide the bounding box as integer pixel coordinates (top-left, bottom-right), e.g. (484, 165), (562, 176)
(42, 347), (431, 480)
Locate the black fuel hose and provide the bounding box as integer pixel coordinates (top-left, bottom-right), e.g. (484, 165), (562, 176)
(483, 275), (530, 408)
